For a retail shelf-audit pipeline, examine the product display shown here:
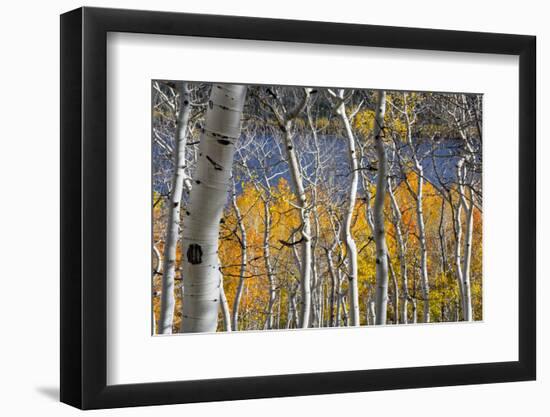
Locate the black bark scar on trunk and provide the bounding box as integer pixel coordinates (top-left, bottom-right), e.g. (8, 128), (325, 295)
(206, 155), (223, 171)
(187, 244), (203, 264)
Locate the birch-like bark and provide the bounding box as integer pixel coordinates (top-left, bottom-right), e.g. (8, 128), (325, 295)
(415, 165), (430, 323)
(326, 245), (338, 327)
(334, 89), (361, 326)
(159, 82), (191, 334)
(388, 255), (399, 324)
(452, 164), (466, 320)
(180, 84), (247, 333)
(335, 270), (342, 327)
(262, 197), (277, 330)
(231, 182), (247, 331)
(219, 270), (232, 332)
(388, 178), (409, 324)
(458, 163), (474, 321)
(373, 90), (389, 325)
(282, 128), (312, 327)
(262, 89), (311, 328)
(402, 94), (430, 323)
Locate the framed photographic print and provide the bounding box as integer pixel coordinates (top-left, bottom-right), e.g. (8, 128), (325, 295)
(60, 6), (536, 410)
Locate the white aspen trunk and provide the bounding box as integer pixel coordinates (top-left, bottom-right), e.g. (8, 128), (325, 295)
(262, 197), (277, 330)
(180, 84), (247, 333)
(283, 125), (312, 328)
(341, 296), (349, 326)
(388, 255), (399, 324)
(326, 246), (337, 327)
(459, 165), (474, 321)
(453, 164), (466, 320)
(360, 171), (376, 233)
(373, 90), (389, 325)
(412, 298), (418, 324)
(219, 270), (232, 332)
(311, 208), (323, 327)
(403, 100), (430, 323)
(159, 82), (191, 334)
(335, 270), (342, 327)
(367, 298), (376, 326)
(400, 93), (430, 323)
(415, 166), (430, 323)
(152, 244), (162, 275)
(231, 183), (247, 331)
(286, 290), (293, 329)
(388, 178), (409, 324)
(336, 90), (361, 326)
(290, 291), (299, 328)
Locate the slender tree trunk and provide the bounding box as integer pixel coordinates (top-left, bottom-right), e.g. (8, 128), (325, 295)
(336, 90), (361, 326)
(159, 82), (191, 334)
(438, 198), (448, 275)
(415, 166), (430, 323)
(388, 178), (409, 324)
(335, 270), (342, 327)
(373, 90), (389, 325)
(219, 270), (232, 332)
(388, 255), (399, 324)
(180, 84), (247, 333)
(412, 298), (418, 324)
(262, 197), (277, 330)
(367, 297), (376, 326)
(400, 93), (430, 323)
(290, 290), (299, 328)
(231, 183), (247, 331)
(459, 166), (474, 321)
(283, 125), (312, 328)
(453, 167), (466, 320)
(326, 246), (337, 327)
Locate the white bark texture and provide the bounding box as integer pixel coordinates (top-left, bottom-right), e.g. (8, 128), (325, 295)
(263, 197), (277, 330)
(336, 90), (360, 326)
(283, 124), (312, 328)
(373, 90), (389, 325)
(180, 84), (247, 333)
(415, 166), (430, 323)
(158, 82), (191, 334)
(458, 162), (474, 321)
(231, 183), (247, 331)
(219, 269), (232, 332)
(388, 178), (409, 324)
(403, 95), (430, 323)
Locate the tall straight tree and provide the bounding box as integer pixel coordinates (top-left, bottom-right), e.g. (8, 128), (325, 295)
(393, 92), (431, 323)
(372, 90), (389, 325)
(230, 180), (248, 331)
(259, 87), (312, 328)
(388, 176), (410, 324)
(180, 84), (247, 333)
(329, 88), (362, 326)
(158, 82), (192, 334)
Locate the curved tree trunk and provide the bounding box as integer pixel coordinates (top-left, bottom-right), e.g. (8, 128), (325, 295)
(336, 89), (361, 326)
(453, 163), (466, 320)
(398, 93), (430, 323)
(458, 162), (474, 321)
(159, 82), (191, 334)
(180, 84), (247, 333)
(373, 90), (389, 325)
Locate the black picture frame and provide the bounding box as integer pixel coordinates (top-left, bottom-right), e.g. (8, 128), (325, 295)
(60, 6), (536, 410)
